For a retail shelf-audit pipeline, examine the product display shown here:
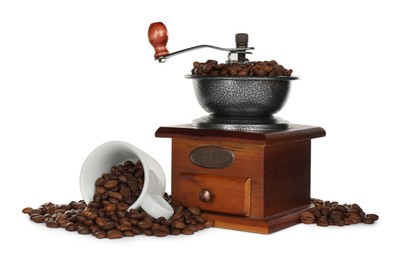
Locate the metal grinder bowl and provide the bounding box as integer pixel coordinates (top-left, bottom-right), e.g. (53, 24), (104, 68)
(186, 75), (298, 117)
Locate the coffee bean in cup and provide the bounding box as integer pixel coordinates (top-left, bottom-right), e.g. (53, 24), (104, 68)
(300, 198), (379, 227)
(22, 160), (212, 239)
(191, 60), (293, 77)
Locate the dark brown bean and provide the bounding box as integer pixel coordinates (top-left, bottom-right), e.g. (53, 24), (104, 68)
(143, 229), (153, 236)
(46, 221), (59, 228)
(117, 224), (132, 231)
(138, 221), (153, 230)
(194, 216), (207, 224)
(317, 217), (329, 227)
(186, 225), (198, 232)
(204, 221), (213, 228)
(77, 226), (91, 234)
(102, 222), (116, 231)
(154, 229), (169, 237)
(170, 228), (181, 235)
(104, 180), (118, 189)
(172, 220), (186, 229)
(108, 191), (123, 201)
(300, 211), (316, 224)
(182, 228), (194, 235)
(366, 214), (379, 221)
(65, 222), (77, 231)
(94, 231), (107, 239)
(187, 207), (201, 216)
(22, 207), (33, 215)
(123, 230), (136, 237)
(363, 217), (375, 224)
(30, 215), (46, 223)
(107, 229), (123, 239)
(104, 204), (116, 212)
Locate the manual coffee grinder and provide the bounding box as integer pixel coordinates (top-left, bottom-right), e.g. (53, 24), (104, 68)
(148, 22), (325, 234)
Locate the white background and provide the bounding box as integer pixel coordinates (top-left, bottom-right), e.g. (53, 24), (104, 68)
(1, 0), (401, 259)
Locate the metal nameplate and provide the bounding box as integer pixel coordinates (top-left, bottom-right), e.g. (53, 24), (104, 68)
(190, 146), (235, 169)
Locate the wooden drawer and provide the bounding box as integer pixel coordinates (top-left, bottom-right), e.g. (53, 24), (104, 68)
(178, 172), (251, 217)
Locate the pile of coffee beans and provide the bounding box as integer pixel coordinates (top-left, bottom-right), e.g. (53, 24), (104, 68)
(22, 160), (212, 239)
(191, 60), (293, 77)
(300, 198), (379, 227)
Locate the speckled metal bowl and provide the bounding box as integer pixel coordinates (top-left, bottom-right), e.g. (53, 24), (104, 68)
(186, 75), (298, 117)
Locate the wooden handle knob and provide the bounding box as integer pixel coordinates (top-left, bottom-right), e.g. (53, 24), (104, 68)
(199, 189), (213, 202)
(148, 22), (169, 59)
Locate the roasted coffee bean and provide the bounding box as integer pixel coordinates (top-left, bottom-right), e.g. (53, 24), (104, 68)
(329, 211), (343, 221)
(128, 218), (138, 226)
(94, 231), (107, 239)
(321, 206), (330, 218)
(300, 211), (316, 224)
(138, 220), (153, 230)
(22, 207), (33, 215)
(363, 217), (375, 224)
(317, 217), (329, 227)
(118, 219), (131, 226)
(124, 196), (136, 205)
(123, 230), (136, 237)
(108, 191), (123, 201)
(143, 229), (153, 236)
(30, 215), (46, 223)
(188, 207), (201, 216)
(77, 226), (91, 234)
(196, 224), (205, 231)
(186, 225), (198, 232)
(104, 204), (116, 212)
(132, 227), (143, 235)
(46, 221), (59, 228)
(334, 219), (344, 227)
(349, 213), (360, 224)
(65, 222), (77, 231)
(87, 212), (97, 220)
(107, 229), (123, 239)
(84, 219), (94, 226)
(116, 202), (129, 211)
(204, 221), (213, 228)
(102, 222), (116, 231)
(182, 228), (194, 235)
(335, 205), (347, 213)
(366, 214), (379, 221)
(108, 197), (119, 204)
(104, 180), (118, 189)
(154, 228), (169, 237)
(172, 220), (186, 229)
(151, 223), (160, 232)
(170, 228), (181, 235)
(161, 219), (172, 226)
(59, 220), (69, 228)
(194, 216), (207, 224)
(343, 218), (353, 225)
(117, 224), (132, 232)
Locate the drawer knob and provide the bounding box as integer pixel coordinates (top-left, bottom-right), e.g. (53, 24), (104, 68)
(199, 189), (213, 202)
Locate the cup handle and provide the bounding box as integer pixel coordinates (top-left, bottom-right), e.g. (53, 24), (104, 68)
(142, 194), (174, 220)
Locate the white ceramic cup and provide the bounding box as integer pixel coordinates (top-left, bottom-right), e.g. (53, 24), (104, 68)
(80, 141), (174, 220)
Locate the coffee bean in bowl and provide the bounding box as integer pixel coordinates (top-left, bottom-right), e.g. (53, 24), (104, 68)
(191, 59), (293, 77)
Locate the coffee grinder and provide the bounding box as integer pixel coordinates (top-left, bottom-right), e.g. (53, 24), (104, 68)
(148, 22), (325, 234)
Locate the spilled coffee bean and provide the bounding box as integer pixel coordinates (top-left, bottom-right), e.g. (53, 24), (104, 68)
(300, 198), (379, 227)
(22, 160), (212, 239)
